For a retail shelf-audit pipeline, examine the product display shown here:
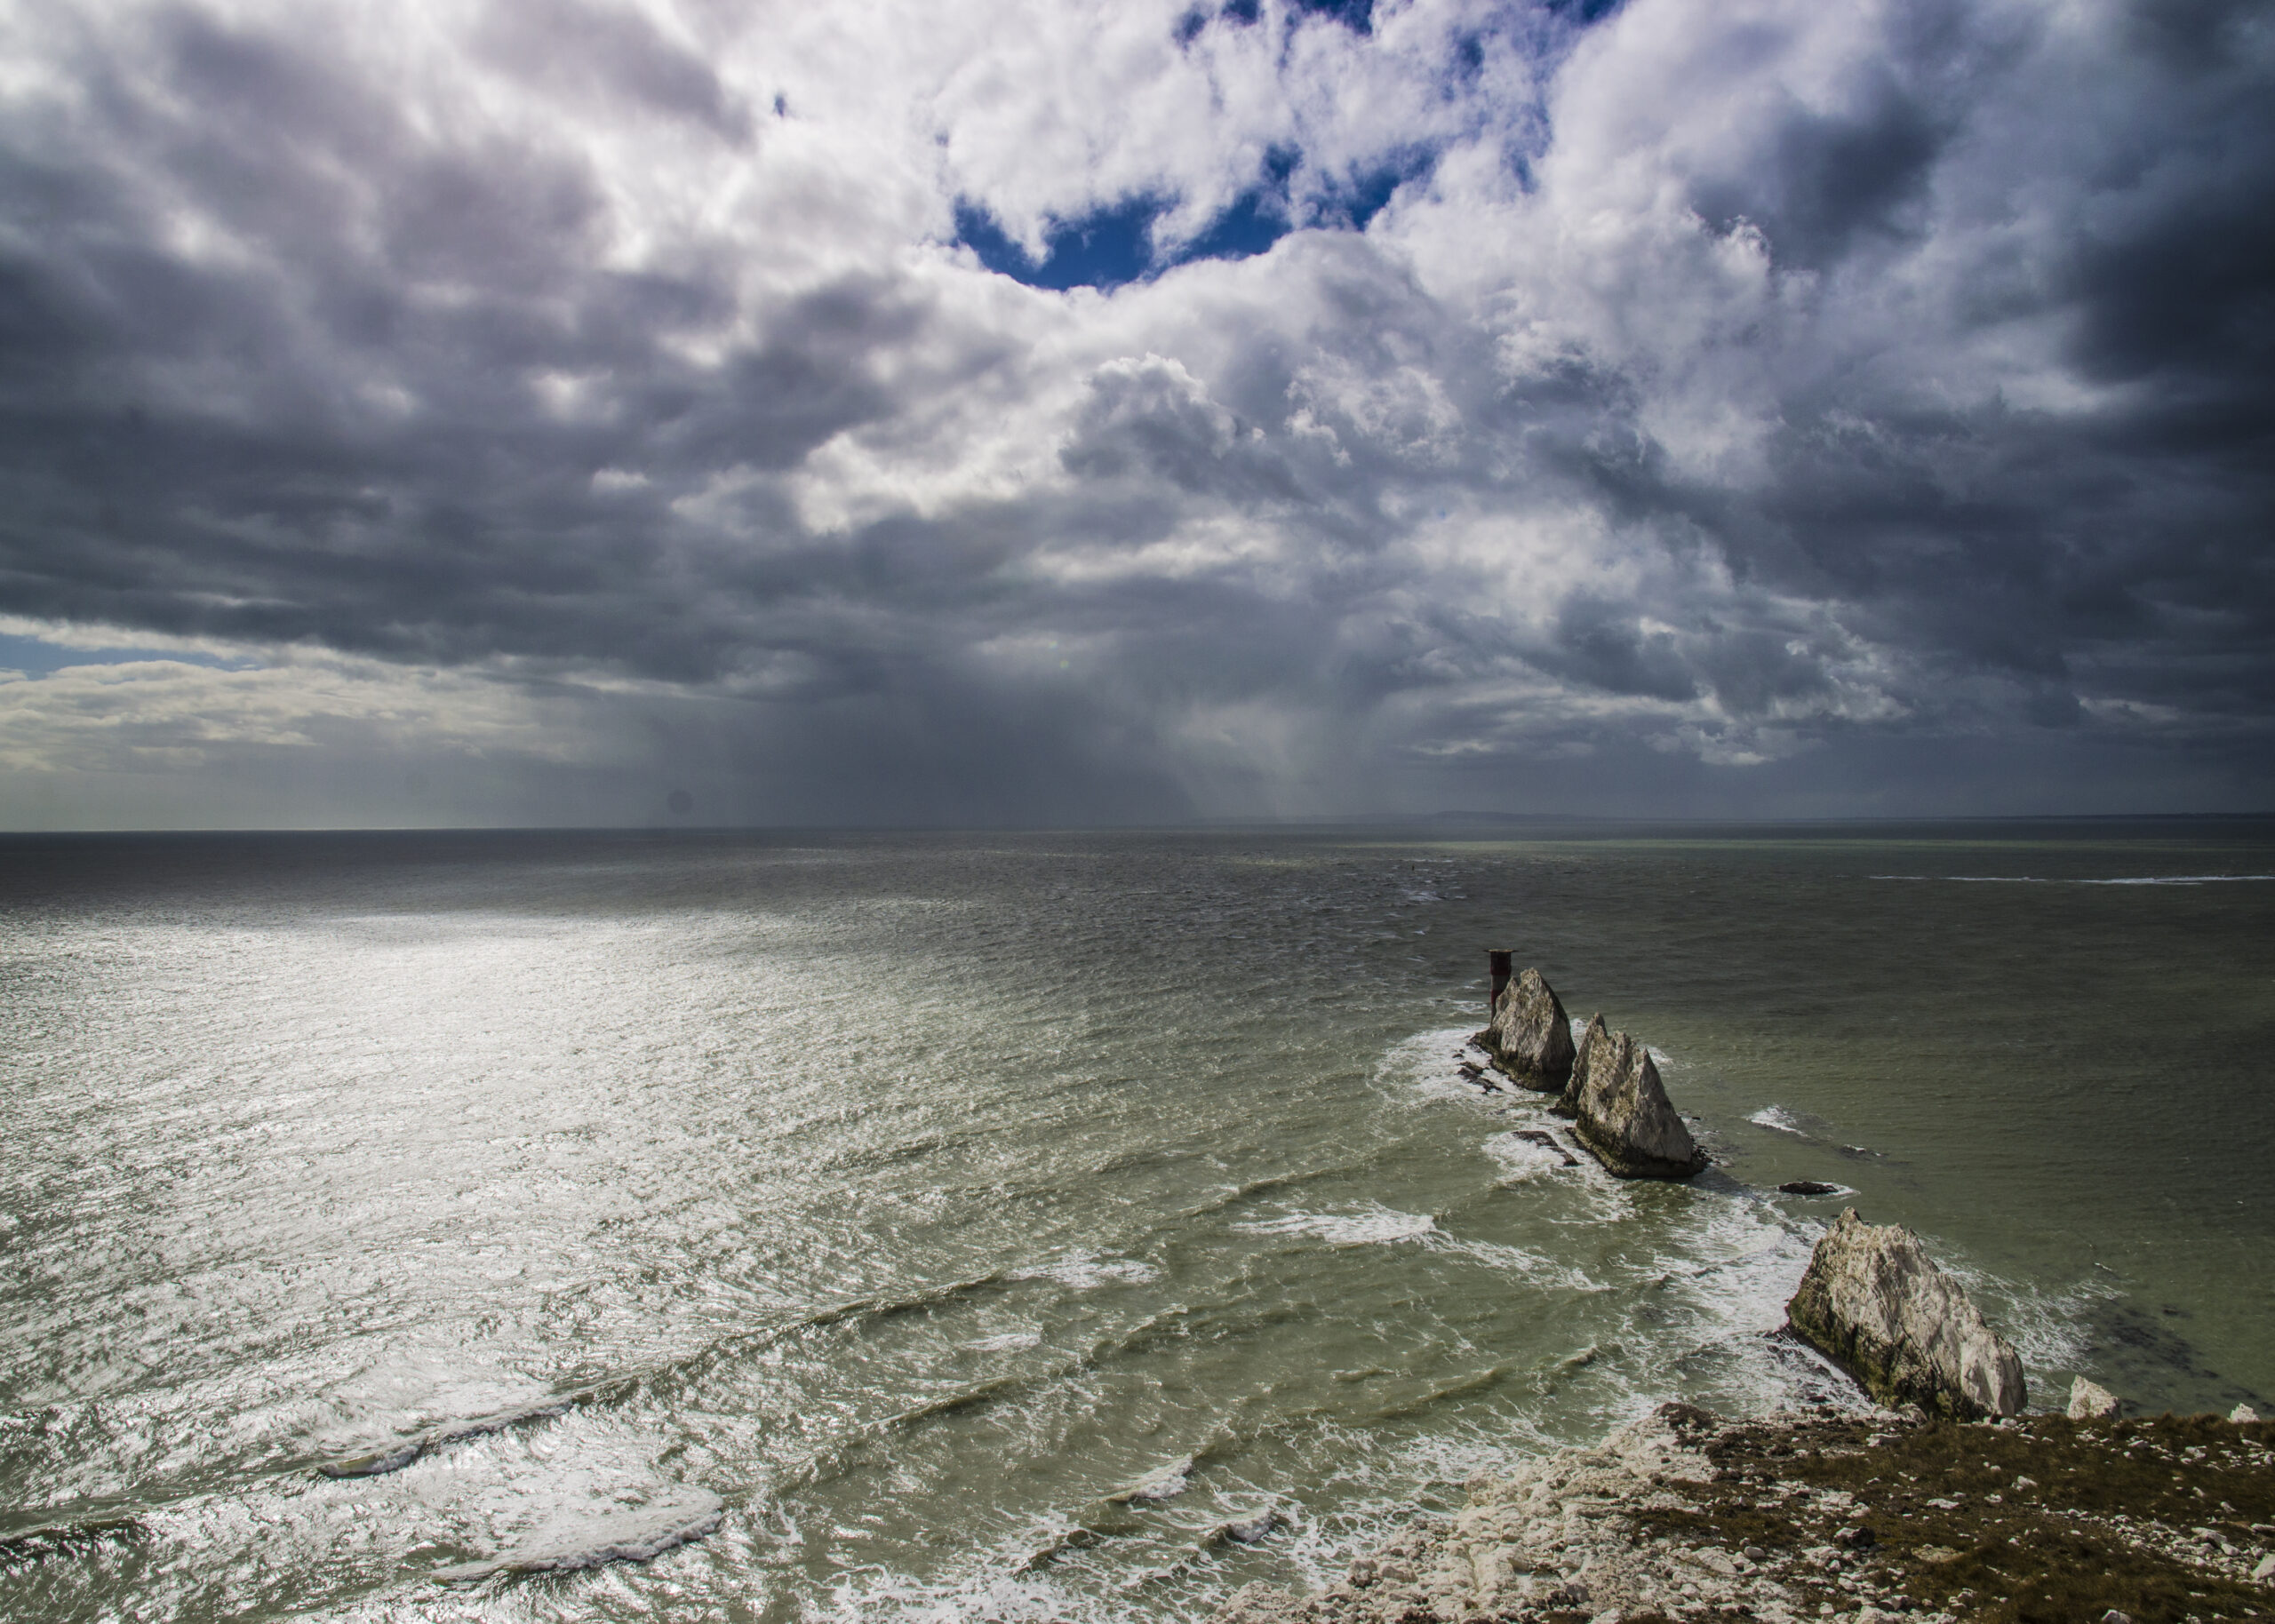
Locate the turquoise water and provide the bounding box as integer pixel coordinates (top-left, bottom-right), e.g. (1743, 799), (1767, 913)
(1, 823), (2269, 1621)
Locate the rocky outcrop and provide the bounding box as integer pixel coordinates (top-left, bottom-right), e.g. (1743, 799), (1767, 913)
(1556, 1017), (1707, 1180)
(1480, 967), (1575, 1091)
(2070, 1377), (2120, 1420)
(1208, 1405), (2275, 1624)
(1551, 1014), (1606, 1117)
(1786, 1208), (2026, 1420)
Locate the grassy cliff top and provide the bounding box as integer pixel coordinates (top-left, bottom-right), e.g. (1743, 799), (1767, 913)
(1634, 1406), (2273, 1624)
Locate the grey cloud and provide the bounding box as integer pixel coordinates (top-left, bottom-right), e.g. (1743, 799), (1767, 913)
(1538, 594), (1696, 703)
(474, 0), (754, 142)
(1059, 354), (1306, 504)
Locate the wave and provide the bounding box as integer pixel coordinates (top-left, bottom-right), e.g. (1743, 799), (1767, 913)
(431, 1488), (722, 1582)
(318, 1265), (1023, 1478)
(1100, 1456), (1193, 1505)
(317, 1397), (578, 1479)
(1177, 1161), (1377, 1220)
(0, 1509), (140, 1560)
(1366, 1363), (1511, 1421)
(1748, 1105), (1874, 1158)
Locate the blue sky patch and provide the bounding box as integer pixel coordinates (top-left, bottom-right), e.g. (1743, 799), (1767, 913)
(0, 632), (258, 677)
(957, 166), (1304, 291)
(1289, 0), (1373, 33)
(1316, 147), (1435, 230)
(957, 143), (1433, 292)
(955, 196), (1169, 291)
(1545, 0), (1625, 23)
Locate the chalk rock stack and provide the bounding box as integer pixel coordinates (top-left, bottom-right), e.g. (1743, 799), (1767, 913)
(1481, 966), (1576, 1092)
(1786, 1207), (2026, 1420)
(1557, 1013), (1709, 1180)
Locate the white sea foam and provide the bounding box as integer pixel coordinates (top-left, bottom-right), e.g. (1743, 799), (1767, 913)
(1481, 1130), (1574, 1183)
(1751, 1106), (1807, 1135)
(1235, 1206), (1439, 1247)
(1369, 1024), (1506, 1113)
(823, 1560), (1074, 1624)
(1940, 1257), (2106, 1379)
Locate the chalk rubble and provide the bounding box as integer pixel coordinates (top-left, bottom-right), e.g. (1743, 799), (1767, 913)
(1787, 1207), (2026, 1420)
(1206, 1405), (1862, 1624)
(2069, 1377), (2120, 1420)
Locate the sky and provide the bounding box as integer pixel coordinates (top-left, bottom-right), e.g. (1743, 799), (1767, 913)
(0, 0), (2270, 829)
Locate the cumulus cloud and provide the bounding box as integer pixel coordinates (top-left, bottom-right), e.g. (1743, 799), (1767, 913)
(0, 0), (2268, 825)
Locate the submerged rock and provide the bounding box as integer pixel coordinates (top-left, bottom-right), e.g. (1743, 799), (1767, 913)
(1210, 1506), (1284, 1545)
(1481, 966), (1576, 1091)
(2069, 1377), (2120, 1420)
(1511, 1127), (1580, 1167)
(1786, 1208), (2026, 1420)
(1780, 1180), (1842, 1196)
(1560, 1018), (1707, 1180)
(1104, 1457), (1193, 1504)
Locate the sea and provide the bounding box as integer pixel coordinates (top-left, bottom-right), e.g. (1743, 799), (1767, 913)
(1, 820), (2270, 1623)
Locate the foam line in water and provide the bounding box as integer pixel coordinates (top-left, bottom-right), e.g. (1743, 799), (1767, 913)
(1010, 1250), (1161, 1290)
(803, 1268), (1012, 1328)
(431, 1489), (722, 1582)
(961, 1331), (1042, 1353)
(1233, 1205), (1437, 1246)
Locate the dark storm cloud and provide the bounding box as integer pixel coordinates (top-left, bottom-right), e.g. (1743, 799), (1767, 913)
(0, 0), (2270, 824)
(0, 2), (922, 685)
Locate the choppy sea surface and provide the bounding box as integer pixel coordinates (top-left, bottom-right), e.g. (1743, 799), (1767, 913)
(2, 821), (2271, 1622)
